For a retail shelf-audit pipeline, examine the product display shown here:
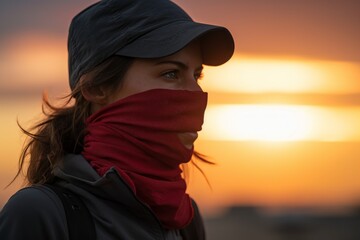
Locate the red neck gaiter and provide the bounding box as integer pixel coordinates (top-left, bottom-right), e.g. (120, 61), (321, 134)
(82, 89), (208, 229)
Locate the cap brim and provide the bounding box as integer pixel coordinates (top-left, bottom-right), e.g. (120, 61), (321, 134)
(115, 21), (234, 66)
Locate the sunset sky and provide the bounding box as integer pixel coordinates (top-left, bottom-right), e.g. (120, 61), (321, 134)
(1, 0), (359, 215)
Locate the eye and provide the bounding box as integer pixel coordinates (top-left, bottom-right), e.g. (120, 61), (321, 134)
(162, 70), (179, 80)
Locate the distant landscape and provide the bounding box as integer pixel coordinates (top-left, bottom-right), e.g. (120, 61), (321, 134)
(204, 205), (360, 240)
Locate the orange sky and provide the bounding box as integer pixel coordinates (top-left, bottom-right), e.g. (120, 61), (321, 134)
(1, 0), (360, 214)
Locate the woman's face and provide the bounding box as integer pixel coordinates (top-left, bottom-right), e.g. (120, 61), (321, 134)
(107, 41), (204, 149)
(108, 41), (204, 102)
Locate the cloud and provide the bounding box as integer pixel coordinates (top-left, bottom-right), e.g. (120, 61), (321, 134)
(0, 34), (69, 97)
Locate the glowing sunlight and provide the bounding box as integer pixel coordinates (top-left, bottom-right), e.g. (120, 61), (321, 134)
(201, 105), (360, 142)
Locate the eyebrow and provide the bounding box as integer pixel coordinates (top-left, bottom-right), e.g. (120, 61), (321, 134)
(155, 60), (203, 72)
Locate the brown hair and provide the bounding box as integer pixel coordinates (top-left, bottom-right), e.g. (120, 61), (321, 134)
(15, 56), (133, 185)
(15, 55), (212, 186)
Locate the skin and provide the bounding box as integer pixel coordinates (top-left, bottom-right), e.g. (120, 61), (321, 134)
(89, 41), (204, 149)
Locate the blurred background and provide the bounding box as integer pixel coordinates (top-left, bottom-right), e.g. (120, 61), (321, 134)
(1, 0), (359, 239)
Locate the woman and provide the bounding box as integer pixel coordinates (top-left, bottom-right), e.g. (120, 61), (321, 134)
(0, 0), (234, 239)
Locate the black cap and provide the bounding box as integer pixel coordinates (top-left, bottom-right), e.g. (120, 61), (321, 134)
(68, 0), (235, 90)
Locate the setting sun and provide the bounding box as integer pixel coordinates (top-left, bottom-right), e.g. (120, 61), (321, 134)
(201, 105), (360, 142)
(202, 104), (311, 141)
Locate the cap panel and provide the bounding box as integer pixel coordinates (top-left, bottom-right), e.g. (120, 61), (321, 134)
(68, 0), (193, 89)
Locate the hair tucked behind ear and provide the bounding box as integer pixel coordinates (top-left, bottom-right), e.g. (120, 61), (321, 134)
(14, 56), (133, 185)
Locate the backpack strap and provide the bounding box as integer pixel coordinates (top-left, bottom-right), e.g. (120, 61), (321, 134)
(45, 184), (96, 240)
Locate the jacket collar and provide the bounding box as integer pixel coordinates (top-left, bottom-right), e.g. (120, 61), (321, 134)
(53, 154), (156, 218)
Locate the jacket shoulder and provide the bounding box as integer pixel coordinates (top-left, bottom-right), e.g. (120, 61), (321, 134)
(0, 186), (68, 240)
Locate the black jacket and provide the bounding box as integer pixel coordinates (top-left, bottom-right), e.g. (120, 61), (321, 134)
(0, 154), (205, 240)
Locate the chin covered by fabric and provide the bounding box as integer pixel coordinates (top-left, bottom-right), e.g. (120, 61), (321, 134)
(82, 89), (208, 229)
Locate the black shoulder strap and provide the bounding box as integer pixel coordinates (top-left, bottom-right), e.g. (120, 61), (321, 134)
(180, 199), (206, 240)
(45, 184), (96, 240)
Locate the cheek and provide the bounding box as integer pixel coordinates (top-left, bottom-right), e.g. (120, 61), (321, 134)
(123, 74), (178, 93)
(112, 76), (154, 101)
(127, 77), (157, 93)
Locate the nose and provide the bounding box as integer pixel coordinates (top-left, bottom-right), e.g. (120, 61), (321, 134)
(183, 76), (202, 92)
